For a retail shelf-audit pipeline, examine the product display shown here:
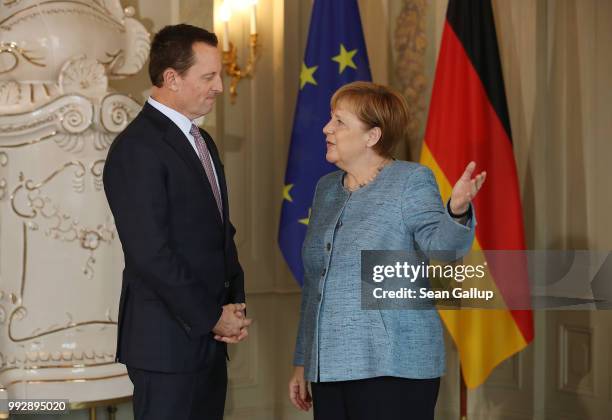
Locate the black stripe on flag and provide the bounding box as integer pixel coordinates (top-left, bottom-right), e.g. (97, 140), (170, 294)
(446, 0), (512, 141)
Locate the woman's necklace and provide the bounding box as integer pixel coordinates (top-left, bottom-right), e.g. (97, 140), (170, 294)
(345, 158), (391, 192)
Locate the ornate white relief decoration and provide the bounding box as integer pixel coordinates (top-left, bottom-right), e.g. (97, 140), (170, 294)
(0, 80), (21, 105)
(100, 93), (140, 133)
(105, 12), (150, 77)
(59, 56), (109, 97)
(0, 0), (150, 113)
(0, 0), (149, 404)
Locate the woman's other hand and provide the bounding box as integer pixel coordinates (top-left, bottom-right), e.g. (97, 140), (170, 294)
(288, 366), (312, 411)
(450, 161), (487, 215)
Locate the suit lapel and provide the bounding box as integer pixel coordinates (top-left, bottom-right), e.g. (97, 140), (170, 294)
(141, 103), (223, 228)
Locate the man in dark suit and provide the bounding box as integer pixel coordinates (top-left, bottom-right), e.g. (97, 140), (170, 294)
(103, 24), (251, 420)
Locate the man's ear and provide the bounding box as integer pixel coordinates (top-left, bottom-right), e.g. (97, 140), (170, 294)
(163, 68), (179, 91)
(366, 127), (382, 147)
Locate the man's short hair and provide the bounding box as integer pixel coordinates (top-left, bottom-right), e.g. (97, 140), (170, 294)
(149, 24), (218, 87)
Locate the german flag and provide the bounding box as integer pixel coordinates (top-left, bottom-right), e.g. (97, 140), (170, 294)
(420, 0), (534, 388)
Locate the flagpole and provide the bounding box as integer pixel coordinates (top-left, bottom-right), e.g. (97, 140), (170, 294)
(460, 368), (467, 420)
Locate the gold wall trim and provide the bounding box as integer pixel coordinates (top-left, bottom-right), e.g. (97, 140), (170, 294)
(5, 372), (128, 387)
(0, 366), (18, 375)
(20, 223), (26, 298)
(10, 161), (86, 218)
(0, 361), (118, 374)
(0, 42), (45, 75)
(8, 307), (116, 343)
(0, 132), (56, 149)
(69, 395), (131, 410)
(42, 83), (51, 97)
(0, 93), (92, 119)
(18, 360), (119, 370)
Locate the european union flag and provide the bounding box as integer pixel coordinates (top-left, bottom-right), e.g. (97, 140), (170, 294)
(278, 0), (372, 285)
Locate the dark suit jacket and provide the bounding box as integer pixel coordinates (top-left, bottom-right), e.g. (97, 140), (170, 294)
(103, 102), (245, 373)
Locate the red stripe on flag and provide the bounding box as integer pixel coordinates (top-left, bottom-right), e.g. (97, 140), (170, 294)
(424, 21), (533, 342)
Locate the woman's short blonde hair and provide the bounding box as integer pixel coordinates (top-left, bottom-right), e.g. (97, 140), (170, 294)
(331, 81), (409, 157)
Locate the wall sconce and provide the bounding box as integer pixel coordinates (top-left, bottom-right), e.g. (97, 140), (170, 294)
(219, 0), (259, 104)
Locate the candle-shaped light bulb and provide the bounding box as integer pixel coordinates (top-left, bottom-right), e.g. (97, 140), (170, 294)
(220, 2), (231, 21)
(219, 3), (231, 52)
(249, 1), (257, 35)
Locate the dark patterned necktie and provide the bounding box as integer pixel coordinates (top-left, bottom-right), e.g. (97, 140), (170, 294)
(190, 124), (223, 220)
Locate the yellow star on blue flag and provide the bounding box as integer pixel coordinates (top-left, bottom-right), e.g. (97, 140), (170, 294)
(298, 208), (312, 226)
(332, 44), (358, 74)
(300, 63), (318, 89)
(283, 184), (294, 202)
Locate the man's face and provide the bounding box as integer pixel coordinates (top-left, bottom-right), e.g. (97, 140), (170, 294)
(175, 42), (223, 119)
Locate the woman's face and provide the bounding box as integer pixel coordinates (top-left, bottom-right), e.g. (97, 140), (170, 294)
(323, 101), (372, 167)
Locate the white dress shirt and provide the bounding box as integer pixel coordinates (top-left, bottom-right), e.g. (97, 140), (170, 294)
(147, 97), (220, 191)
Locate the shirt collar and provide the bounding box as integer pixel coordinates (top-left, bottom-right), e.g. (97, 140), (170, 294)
(147, 96), (194, 138)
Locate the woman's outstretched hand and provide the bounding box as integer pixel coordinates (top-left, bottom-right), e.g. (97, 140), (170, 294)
(449, 161), (487, 215)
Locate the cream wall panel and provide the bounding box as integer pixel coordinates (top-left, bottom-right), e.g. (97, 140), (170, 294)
(210, 0), (286, 295)
(558, 323), (594, 395)
(589, 0), (612, 251)
(434, 332), (461, 419)
(272, 0), (305, 294)
(545, 311), (612, 420)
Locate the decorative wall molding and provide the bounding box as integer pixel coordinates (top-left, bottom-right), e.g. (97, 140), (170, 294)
(558, 323), (594, 396)
(393, 0), (428, 147)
